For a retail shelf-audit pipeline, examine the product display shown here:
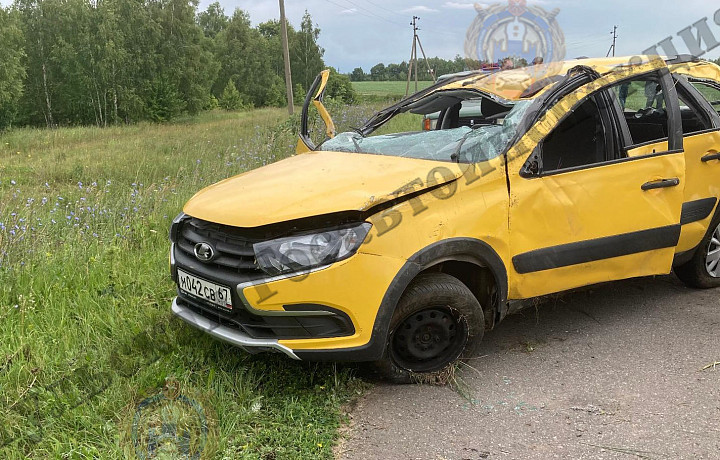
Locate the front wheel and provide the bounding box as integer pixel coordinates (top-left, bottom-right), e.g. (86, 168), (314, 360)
(376, 272), (485, 383)
(675, 217), (720, 289)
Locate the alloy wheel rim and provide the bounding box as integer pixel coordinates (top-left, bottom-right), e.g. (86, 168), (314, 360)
(390, 307), (468, 373)
(706, 223), (720, 278)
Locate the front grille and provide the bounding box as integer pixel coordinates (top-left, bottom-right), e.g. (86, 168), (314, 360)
(173, 216), (355, 340)
(177, 218), (263, 275)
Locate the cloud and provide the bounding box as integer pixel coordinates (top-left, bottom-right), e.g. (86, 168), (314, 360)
(339, 8), (357, 14)
(401, 6), (439, 13)
(444, 1), (481, 9)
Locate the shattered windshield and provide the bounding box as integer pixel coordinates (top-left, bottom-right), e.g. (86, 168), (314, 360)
(319, 100), (532, 163)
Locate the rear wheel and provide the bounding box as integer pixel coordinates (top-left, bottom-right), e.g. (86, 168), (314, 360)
(675, 217), (720, 289)
(376, 272), (484, 383)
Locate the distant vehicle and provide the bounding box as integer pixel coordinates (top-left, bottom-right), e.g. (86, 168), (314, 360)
(170, 56), (720, 383)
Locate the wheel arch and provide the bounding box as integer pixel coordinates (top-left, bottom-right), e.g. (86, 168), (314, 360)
(372, 238), (508, 357)
(294, 237), (508, 362)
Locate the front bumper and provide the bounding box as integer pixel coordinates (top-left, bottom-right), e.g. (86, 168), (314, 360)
(171, 235), (406, 360)
(172, 297), (300, 359)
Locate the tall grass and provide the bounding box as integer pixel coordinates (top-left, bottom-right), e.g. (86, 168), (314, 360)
(0, 107), (372, 459)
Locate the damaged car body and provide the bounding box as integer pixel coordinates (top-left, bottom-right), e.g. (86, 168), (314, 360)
(169, 56), (720, 381)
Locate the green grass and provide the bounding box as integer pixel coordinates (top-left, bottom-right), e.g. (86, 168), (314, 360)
(352, 80), (433, 97)
(372, 112), (425, 135)
(0, 108), (370, 459)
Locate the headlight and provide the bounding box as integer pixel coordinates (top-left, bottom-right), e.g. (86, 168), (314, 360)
(253, 223), (372, 276)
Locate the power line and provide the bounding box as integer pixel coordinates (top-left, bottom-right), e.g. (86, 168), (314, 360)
(326, 0), (457, 39)
(325, 0), (403, 26)
(364, 0), (404, 17)
(323, 0), (389, 23)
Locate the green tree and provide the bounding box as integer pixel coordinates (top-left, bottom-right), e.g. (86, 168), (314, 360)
(7, 1), (325, 127)
(386, 63), (406, 81)
(370, 63), (386, 81)
(15, 0), (217, 125)
(258, 19), (290, 78)
(213, 9), (282, 107)
(149, 0), (218, 116)
(197, 2), (228, 38)
(290, 10), (324, 91)
(350, 67), (365, 82)
(0, 7), (25, 130)
(15, 0), (58, 127)
(145, 74), (184, 121)
(219, 79), (243, 110)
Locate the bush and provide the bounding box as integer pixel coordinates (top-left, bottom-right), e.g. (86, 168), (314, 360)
(293, 83), (306, 104)
(145, 76), (185, 122)
(326, 70), (356, 104)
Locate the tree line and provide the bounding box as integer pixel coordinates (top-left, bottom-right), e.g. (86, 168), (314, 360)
(349, 56), (720, 82)
(0, 1), (344, 130)
(349, 56), (487, 82)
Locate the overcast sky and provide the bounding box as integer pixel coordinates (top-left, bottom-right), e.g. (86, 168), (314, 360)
(203, 0), (720, 72)
(2, 0), (719, 71)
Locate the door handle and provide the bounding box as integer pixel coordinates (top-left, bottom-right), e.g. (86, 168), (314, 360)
(641, 178), (680, 191)
(701, 152), (720, 162)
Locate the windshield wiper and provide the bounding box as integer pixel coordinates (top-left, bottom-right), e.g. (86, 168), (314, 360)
(351, 135), (363, 153)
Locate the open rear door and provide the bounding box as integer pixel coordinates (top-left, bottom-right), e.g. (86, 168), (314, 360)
(296, 70), (336, 154)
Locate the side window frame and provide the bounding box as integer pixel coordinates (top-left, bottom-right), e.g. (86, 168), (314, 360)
(520, 66), (685, 178)
(529, 92), (622, 176)
(606, 68), (683, 153)
(526, 69), (682, 177)
(681, 76), (720, 130)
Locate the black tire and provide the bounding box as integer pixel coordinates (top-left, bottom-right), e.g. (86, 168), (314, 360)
(675, 215), (720, 289)
(375, 272), (485, 384)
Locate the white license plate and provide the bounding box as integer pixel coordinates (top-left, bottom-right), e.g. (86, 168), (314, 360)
(177, 269), (233, 310)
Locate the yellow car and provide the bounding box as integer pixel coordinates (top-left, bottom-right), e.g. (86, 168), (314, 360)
(169, 56), (720, 381)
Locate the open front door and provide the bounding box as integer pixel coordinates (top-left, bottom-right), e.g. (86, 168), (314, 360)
(296, 70), (336, 154)
(505, 61), (686, 299)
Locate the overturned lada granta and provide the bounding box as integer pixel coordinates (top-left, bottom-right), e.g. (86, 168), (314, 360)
(169, 56), (720, 382)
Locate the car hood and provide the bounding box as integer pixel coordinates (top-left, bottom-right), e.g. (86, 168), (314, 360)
(183, 150), (469, 228)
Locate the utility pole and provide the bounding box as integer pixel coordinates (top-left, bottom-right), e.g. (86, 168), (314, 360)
(405, 16), (435, 98)
(279, 0), (294, 115)
(606, 25), (618, 57)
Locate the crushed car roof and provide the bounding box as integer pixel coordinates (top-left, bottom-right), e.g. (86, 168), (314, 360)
(437, 55), (719, 101)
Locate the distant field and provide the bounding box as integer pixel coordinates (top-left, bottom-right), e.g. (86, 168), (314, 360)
(352, 80), (433, 97)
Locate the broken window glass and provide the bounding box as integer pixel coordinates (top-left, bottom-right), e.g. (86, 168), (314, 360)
(319, 100), (532, 164)
(690, 81), (720, 116)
